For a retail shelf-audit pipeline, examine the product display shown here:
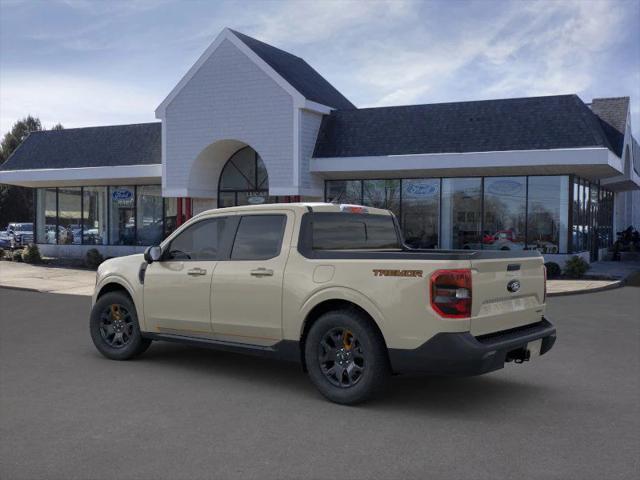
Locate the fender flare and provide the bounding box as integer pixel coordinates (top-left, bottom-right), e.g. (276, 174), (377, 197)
(297, 286), (386, 339)
(95, 275), (146, 330)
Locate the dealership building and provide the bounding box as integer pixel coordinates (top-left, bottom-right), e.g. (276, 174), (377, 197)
(1, 28), (638, 264)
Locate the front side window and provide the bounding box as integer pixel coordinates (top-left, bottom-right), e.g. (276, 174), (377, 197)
(231, 215), (286, 260)
(166, 217), (228, 261)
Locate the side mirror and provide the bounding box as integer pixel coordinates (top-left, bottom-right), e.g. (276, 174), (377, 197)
(144, 245), (162, 264)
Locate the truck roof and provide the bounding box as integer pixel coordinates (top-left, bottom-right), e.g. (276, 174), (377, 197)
(194, 202), (393, 219)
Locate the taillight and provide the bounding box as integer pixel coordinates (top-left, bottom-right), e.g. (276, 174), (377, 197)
(543, 265), (547, 303)
(430, 269), (472, 318)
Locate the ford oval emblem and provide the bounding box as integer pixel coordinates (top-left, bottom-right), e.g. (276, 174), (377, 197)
(507, 279), (521, 293)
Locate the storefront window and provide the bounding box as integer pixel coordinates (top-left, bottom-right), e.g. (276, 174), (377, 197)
(218, 146), (270, 206)
(136, 185), (163, 245)
(82, 187), (107, 245)
(483, 177), (526, 251)
(57, 188), (82, 245)
(36, 188), (57, 244)
(164, 197), (178, 238)
(441, 178), (482, 249)
(402, 179), (439, 248)
(597, 189), (614, 249)
(109, 186), (136, 245)
(325, 180), (362, 204)
(527, 176), (569, 254)
(362, 180), (400, 217)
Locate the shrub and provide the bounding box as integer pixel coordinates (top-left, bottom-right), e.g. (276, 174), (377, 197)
(21, 244), (42, 264)
(0, 247), (4, 260)
(563, 255), (590, 279)
(85, 248), (104, 270)
(12, 250), (24, 262)
(544, 262), (561, 279)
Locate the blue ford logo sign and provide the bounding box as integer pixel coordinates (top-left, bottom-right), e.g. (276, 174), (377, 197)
(507, 279), (521, 293)
(112, 189), (133, 201)
(405, 183), (438, 197)
(247, 195), (265, 205)
(488, 180), (522, 196)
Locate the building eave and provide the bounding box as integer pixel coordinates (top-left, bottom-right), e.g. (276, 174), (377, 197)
(0, 164), (162, 188)
(311, 147), (623, 182)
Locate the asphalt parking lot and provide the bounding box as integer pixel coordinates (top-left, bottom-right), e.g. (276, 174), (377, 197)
(1, 287), (638, 480)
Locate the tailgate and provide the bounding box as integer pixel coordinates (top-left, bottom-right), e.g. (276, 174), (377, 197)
(470, 255), (545, 336)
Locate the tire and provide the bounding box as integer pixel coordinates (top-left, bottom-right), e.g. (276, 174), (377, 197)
(90, 291), (151, 361)
(304, 309), (389, 405)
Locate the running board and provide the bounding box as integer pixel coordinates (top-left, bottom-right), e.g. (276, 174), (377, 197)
(142, 332), (300, 363)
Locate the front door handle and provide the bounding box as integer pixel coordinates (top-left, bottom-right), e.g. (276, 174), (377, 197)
(187, 267), (207, 276)
(250, 268), (274, 277)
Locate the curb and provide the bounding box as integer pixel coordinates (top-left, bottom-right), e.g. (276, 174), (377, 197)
(0, 284), (92, 296)
(547, 279), (624, 297)
(0, 285), (42, 294)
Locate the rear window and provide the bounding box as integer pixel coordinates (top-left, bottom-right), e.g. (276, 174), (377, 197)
(311, 213), (400, 250)
(231, 215), (286, 260)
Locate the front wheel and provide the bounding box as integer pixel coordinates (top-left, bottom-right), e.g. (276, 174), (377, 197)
(304, 309), (389, 405)
(90, 291), (151, 360)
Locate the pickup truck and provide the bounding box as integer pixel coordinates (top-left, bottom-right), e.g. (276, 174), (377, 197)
(1, 222), (34, 249)
(90, 203), (556, 404)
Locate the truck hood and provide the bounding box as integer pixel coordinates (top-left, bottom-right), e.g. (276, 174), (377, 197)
(98, 253), (145, 276)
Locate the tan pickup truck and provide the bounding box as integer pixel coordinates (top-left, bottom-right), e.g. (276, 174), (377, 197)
(90, 203), (556, 404)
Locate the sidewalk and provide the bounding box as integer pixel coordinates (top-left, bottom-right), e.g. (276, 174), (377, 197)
(2, 259), (638, 298)
(0, 261), (95, 296)
(546, 260), (640, 297)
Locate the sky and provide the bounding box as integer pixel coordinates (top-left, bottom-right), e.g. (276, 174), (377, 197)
(1, 0), (639, 138)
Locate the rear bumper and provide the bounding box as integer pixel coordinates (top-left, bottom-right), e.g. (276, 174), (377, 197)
(388, 317), (556, 375)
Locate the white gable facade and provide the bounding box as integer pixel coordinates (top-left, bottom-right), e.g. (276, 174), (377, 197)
(156, 29), (328, 208)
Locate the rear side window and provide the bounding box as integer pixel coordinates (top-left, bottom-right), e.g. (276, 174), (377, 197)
(231, 215), (286, 260)
(167, 217), (228, 261)
(311, 213), (400, 250)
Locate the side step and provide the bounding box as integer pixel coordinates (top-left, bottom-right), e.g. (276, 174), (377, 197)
(142, 332), (300, 363)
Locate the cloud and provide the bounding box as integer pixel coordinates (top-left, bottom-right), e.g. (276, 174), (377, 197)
(346, 0), (627, 107)
(0, 72), (158, 133)
(249, 0), (412, 46)
(0, 0), (637, 138)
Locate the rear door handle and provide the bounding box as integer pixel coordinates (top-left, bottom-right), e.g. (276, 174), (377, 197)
(187, 267), (207, 276)
(250, 268), (274, 277)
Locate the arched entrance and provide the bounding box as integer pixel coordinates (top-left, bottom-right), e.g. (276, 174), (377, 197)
(217, 146), (277, 207)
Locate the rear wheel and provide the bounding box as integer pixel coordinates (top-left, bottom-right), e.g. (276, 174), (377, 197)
(90, 291), (151, 360)
(304, 309), (389, 405)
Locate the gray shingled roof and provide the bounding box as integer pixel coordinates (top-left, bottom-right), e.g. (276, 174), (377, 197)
(0, 122), (161, 171)
(313, 95), (616, 158)
(230, 29), (355, 110)
(590, 97), (629, 157)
